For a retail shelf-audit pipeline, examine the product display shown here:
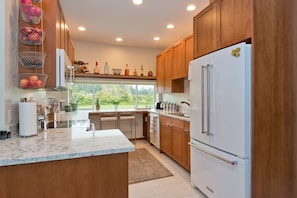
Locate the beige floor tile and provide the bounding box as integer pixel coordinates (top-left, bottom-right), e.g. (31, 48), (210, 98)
(129, 140), (206, 198)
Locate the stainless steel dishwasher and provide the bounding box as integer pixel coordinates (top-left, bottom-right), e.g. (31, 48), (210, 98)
(149, 112), (160, 149)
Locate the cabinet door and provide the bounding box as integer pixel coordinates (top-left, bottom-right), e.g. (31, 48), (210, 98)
(156, 54), (165, 93)
(163, 49), (172, 93)
(160, 116), (172, 155)
(171, 119), (185, 165)
(184, 34), (193, 77)
(193, 1), (219, 58)
(184, 121), (190, 172)
(220, 0), (252, 48)
(55, 3), (61, 48)
(172, 42), (184, 79)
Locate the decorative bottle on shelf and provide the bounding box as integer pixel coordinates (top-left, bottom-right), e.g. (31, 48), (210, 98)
(94, 61), (100, 74)
(104, 61), (109, 74)
(124, 64), (129, 76)
(140, 64), (144, 76)
(95, 98), (100, 110)
(133, 69), (137, 76)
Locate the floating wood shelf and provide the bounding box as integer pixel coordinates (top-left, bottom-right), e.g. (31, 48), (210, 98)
(75, 73), (156, 80)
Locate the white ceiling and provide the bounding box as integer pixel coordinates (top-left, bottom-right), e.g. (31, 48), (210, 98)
(59, 0), (209, 49)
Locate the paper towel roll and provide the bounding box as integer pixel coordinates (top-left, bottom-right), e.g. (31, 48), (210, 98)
(19, 102), (37, 137)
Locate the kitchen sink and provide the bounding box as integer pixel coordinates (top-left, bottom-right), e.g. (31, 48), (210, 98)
(168, 112), (190, 118)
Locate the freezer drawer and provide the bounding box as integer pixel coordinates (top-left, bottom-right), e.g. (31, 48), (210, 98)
(190, 141), (250, 198)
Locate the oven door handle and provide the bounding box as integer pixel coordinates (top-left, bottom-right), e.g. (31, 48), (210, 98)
(189, 142), (237, 166)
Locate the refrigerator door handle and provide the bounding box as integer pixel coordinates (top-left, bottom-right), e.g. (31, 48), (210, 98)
(201, 65), (206, 134)
(189, 142), (237, 166)
(206, 64), (214, 136)
(201, 65), (214, 136)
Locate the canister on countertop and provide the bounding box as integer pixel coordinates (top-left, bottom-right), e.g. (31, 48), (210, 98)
(19, 101), (37, 137)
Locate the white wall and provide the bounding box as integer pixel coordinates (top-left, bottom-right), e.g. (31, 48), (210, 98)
(1, 0), (19, 131)
(74, 40), (161, 76)
(0, 0), (5, 130)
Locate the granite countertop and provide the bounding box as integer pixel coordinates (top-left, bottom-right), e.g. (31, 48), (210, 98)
(149, 109), (190, 122)
(0, 128), (135, 167)
(89, 108), (151, 114)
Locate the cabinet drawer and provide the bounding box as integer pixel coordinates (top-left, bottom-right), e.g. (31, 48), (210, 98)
(160, 115), (171, 124)
(171, 119), (184, 129)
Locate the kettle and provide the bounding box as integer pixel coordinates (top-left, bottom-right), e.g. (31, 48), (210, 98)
(155, 102), (163, 110)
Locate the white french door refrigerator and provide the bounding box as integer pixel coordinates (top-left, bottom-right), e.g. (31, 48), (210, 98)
(188, 42), (251, 198)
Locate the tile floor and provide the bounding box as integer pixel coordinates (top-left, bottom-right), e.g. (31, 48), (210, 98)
(129, 139), (206, 198)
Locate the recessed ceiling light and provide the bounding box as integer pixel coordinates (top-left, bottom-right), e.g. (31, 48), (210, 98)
(116, 37), (123, 42)
(154, 37), (160, 41)
(187, 4), (196, 11)
(133, 0), (143, 5)
(167, 24), (174, 29)
(78, 26), (86, 31)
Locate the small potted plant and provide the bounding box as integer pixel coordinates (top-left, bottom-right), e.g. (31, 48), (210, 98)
(111, 100), (120, 111)
(95, 98), (100, 110)
(69, 98), (78, 111)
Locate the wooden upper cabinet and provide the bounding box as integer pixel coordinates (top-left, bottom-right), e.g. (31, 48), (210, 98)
(55, 3), (61, 48)
(193, 0), (252, 58)
(193, 0), (219, 58)
(184, 34), (193, 76)
(219, 0), (252, 48)
(156, 53), (165, 93)
(172, 34), (194, 79)
(43, 0), (75, 88)
(163, 49), (172, 93)
(60, 14), (66, 50)
(172, 42), (184, 79)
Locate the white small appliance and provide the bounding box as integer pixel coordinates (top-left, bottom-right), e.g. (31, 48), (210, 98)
(56, 48), (75, 89)
(188, 42), (252, 198)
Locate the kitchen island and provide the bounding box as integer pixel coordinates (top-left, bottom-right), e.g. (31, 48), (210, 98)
(0, 128), (134, 198)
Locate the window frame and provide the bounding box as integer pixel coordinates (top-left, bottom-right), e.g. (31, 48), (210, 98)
(73, 78), (156, 110)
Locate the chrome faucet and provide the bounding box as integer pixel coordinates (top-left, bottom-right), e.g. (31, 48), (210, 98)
(180, 101), (190, 107)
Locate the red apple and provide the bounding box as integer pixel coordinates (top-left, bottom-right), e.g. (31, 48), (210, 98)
(20, 0), (32, 4)
(19, 79), (30, 89)
(29, 74), (38, 81)
(29, 80), (38, 88)
(36, 79), (43, 88)
(28, 32), (40, 42)
(28, 6), (41, 17)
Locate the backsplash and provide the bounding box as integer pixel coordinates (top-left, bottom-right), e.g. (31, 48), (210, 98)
(161, 79), (190, 113)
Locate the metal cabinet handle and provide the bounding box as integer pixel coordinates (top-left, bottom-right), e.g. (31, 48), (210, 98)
(189, 142), (237, 166)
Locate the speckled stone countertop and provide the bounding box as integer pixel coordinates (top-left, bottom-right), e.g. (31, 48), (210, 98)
(149, 109), (190, 122)
(0, 128), (135, 167)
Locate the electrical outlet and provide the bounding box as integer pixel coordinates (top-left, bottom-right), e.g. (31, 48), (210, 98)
(8, 109), (13, 124)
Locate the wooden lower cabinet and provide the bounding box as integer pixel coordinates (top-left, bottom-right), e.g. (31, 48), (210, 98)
(160, 116), (190, 172)
(0, 153), (128, 198)
(160, 116), (173, 155)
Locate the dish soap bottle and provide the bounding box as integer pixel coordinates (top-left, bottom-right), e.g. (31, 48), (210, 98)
(140, 64), (144, 76)
(94, 61), (100, 74)
(104, 61), (109, 74)
(95, 98), (100, 110)
(125, 64), (130, 76)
